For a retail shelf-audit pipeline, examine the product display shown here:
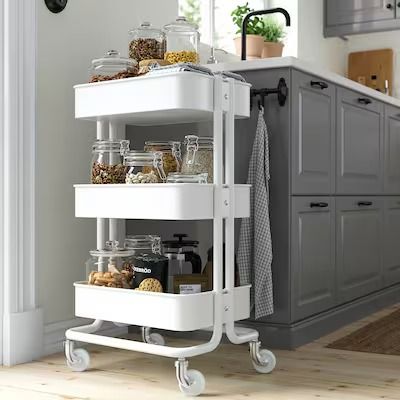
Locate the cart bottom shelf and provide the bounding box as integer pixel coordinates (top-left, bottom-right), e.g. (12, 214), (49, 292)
(74, 282), (250, 332)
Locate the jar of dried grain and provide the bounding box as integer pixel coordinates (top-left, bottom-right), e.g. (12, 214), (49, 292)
(144, 141), (181, 177)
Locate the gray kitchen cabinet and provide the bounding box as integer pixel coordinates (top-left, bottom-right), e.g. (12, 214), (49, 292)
(384, 105), (400, 193)
(336, 87), (384, 194)
(324, 0), (400, 37)
(291, 197), (336, 321)
(336, 197), (383, 303)
(291, 71), (335, 194)
(383, 197), (400, 286)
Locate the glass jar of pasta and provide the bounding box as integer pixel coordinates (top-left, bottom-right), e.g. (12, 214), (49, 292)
(124, 150), (166, 183)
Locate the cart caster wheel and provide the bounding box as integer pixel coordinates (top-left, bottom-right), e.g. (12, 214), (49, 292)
(147, 332), (165, 346)
(66, 348), (90, 372)
(252, 349), (276, 374)
(178, 370), (206, 397)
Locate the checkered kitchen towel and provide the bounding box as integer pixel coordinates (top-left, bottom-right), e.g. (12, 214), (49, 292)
(237, 107), (273, 319)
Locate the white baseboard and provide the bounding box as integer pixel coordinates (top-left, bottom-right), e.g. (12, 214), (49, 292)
(3, 308), (44, 366)
(43, 318), (129, 356)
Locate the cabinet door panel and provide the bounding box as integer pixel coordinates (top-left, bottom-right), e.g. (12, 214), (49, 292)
(384, 105), (400, 193)
(337, 88), (383, 194)
(326, 0), (395, 26)
(292, 71), (335, 194)
(291, 197), (335, 321)
(336, 197), (383, 303)
(383, 197), (400, 286)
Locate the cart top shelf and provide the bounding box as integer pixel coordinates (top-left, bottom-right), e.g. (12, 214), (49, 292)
(74, 72), (251, 126)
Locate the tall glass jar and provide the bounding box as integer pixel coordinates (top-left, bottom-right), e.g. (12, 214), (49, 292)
(128, 22), (166, 62)
(86, 241), (136, 289)
(144, 141), (181, 177)
(163, 16), (200, 64)
(181, 135), (213, 183)
(124, 150), (166, 183)
(89, 50), (138, 83)
(91, 139), (129, 184)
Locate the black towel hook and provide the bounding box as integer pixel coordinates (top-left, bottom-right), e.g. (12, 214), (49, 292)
(250, 77), (288, 111)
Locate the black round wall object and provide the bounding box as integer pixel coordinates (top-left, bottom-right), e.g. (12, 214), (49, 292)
(45, 0), (67, 13)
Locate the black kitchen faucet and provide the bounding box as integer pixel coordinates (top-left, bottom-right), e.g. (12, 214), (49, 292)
(241, 7), (291, 60)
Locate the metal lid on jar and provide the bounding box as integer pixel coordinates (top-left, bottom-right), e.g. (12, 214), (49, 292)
(91, 50), (137, 71)
(128, 21), (164, 38)
(125, 235), (161, 254)
(166, 172), (208, 183)
(164, 16), (199, 32)
(90, 241), (135, 258)
(93, 139), (130, 154)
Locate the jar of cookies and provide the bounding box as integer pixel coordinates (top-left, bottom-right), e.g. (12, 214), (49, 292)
(124, 150), (166, 183)
(91, 139), (130, 184)
(163, 16), (200, 64)
(86, 241), (135, 289)
(144, 141), (181, 177)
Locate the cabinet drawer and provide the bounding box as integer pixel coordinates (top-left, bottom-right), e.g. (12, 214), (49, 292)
(336, 87), (384, 194)
(336, 197), (383, 303)
(291, 71), (335, 194)
(291, 197), (336, 321)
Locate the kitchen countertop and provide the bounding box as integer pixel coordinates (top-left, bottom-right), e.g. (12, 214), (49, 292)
(207, 56), (400, 108)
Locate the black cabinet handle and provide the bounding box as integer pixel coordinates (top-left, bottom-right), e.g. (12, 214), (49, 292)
(398, 1), (400, 7)
(358, 97), (372, 105)
(310, 202), (329, 208)
(387, 3), (393, 9)
(358, 201), (373, 207)
(310, 81), (328, 90)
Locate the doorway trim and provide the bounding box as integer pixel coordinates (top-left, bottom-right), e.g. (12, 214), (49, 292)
(1, 0), (43, 366)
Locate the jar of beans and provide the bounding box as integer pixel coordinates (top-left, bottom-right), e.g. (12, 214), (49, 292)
(128, 22), (166, 62)
(91, 139), (129, 184)
(124, 150), (166, 183)
(163, 16), (200, 64)
(181, 135), (213, 183)
(144, 141), (181, 177)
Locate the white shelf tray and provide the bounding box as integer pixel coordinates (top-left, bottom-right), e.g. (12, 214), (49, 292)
(75, 183), (250, 220)
(74, 72), (250, 125)
(74, 282), (250, 332)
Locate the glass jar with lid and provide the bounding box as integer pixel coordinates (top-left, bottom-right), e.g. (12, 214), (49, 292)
(181, 135), (213, 183)
(163, 16), (200, 64)
(89, 50), (138, 83)
(128, 22), (166, 62)
(124, 235), (162, 255)
(124, 150), (166, 183)
(86, 241), (136, 289)
(91, 139), (129, 184)
(144, 141), (181, 177)
(166, 172), (208, 183)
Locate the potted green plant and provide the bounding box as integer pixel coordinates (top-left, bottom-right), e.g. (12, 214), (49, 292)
(231, 3), (265, 59)
(260, 17), (286, 58)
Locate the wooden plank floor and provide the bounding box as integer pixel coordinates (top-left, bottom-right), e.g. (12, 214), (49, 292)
(1, 305), (400, 399)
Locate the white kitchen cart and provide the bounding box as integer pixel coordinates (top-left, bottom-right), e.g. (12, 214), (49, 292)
(65, 72), (276, 396)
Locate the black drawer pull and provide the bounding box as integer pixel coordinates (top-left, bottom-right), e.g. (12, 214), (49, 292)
(358, 201), (373, 206)
(358, 97), (372, 105)
(310, 81), (328, 90)
(387, 3), (393, 9)
(310, 202), (329, 208)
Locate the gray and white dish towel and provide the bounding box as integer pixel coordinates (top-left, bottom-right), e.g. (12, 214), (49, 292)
(237, 107), (273, 319)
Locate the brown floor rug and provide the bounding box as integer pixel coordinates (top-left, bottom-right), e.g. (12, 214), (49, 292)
(327, 308), (400, 355)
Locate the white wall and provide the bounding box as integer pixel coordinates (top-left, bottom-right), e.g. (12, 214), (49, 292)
(37, 0), (178, 326)
(297, 0), (347, 75)
(345, 31), (400, 98)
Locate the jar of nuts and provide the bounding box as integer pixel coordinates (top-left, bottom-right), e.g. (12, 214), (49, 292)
(163, 16), (200, 64)
(86, 241), (136, 289)
(144, 141), (181, 177)
(91, 139), (129, 184)
(124, 150), (166, 183)
(128, 22), (166, 62)
(181, 135), (214, 183)
(89, 50), (138, 83)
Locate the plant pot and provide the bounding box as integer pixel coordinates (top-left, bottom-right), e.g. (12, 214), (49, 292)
(262, 41), (284, 58)
(234, 35), (264, 60)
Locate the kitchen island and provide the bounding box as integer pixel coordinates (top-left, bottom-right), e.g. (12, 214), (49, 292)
(208, 57), (400, 348)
